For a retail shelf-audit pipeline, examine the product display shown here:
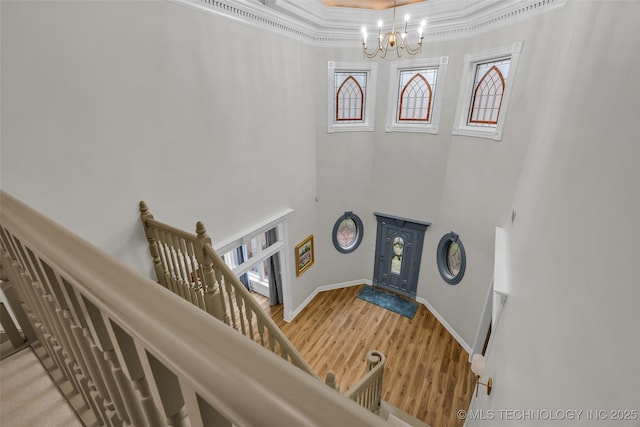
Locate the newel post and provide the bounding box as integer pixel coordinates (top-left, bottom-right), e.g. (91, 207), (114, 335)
(325, 370), (339, 391)
(367, 350), (385, 410)
(139, 201), (166, 286)
(366, 350), (383, 371)
(195, 222), (226, 323)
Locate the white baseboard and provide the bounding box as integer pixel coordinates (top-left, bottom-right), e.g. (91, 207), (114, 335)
(285, 281), (472, 355)
(284, 279), (370, 322)
(415, 296), (472, 354)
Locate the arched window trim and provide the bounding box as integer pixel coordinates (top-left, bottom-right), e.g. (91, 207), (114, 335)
(451, 41), (523, 141)
(336, 75), (364, 122)
(468, 65), (505, 125)
(327, 61), (378, 133)
(398, 73), (433, 122)
(385, 56), (449, 134)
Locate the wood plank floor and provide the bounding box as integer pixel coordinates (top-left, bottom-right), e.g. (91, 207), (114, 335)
(255, 285), (476, 427)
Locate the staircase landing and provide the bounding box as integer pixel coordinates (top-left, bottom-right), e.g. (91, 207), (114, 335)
(0, 347), (84, 427)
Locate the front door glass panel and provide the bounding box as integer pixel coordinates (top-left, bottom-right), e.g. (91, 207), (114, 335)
(391, 237), (404, 275)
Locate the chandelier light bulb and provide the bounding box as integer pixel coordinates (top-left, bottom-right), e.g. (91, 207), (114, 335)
(361, 2), (425, 59)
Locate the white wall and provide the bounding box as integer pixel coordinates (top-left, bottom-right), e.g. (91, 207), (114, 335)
(312, 5), (576, 347)
(0, 0), (579, 347)
(0, 0), (320, 311)
(466, 1), (640, 424)
(311, 47), (378, 289)
(4, 1), (637, 390)
(416, 7), (565, 350)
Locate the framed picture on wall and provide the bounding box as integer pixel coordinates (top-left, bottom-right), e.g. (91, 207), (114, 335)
(295, 235), (314, 276)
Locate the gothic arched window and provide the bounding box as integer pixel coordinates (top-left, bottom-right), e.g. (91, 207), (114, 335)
(386, 57), (448, 134)
(398, 73), (433, 122)
(467, 58), (510, 127)
(452, 42), (522, 140)
(469, 65), (506, 125)
(328, 62), (377, 133)
(336, 74), (365, 122)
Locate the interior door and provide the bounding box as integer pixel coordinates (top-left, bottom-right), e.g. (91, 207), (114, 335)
(373, 213), (429, 298)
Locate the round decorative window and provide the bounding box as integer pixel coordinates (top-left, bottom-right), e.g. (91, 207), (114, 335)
(332, 212), (363, 253)
(437, 232), (466, 285)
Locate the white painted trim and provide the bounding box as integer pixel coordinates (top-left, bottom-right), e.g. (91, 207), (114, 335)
(169, 0), (317, 45)
(327, 62), (378, 134)
(173, 0), (567, 48)
(469, 281), (493, 362)
(416, 296), (472, 354)
(286, 281), (472, 356)
(385, 56), (449, 134)
(492, 226), (510, 328)
(281, 220), (295, 321)
(493, 227), (509, 296)
(452, 41), (523, 141)
(230, 241), (284, 277)
(284, 279), (370, 322)
(210, 209), (294, 321)
(467, 228), (511, 363)
(250, 280), (269, 298)
(213, 208), (294, 254)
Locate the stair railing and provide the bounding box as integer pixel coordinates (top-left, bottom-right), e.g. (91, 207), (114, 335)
(139, 202), (323, 381)
(1, 191), (390, 427)
(1, 262), (36, 359)
(139, 202), (226, 319)
(346, 350), (387, 413)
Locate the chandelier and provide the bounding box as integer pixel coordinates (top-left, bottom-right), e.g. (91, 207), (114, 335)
(361, 0), (425, 60)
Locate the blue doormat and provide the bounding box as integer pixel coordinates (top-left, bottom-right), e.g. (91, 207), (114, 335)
(357, 286), (418, 319)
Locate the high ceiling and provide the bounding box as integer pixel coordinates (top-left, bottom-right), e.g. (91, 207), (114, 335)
(184, 0), (567, 47)
(320, 0), (427, 10)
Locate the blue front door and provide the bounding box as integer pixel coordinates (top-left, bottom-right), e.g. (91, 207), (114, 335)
(373, 213), (429, 298)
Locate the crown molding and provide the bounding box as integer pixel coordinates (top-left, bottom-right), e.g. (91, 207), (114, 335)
(172, 0), (567, 47)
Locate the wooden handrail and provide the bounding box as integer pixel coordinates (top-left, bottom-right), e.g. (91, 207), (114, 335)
(1, 191), (390, 426)
(143, 216), (196, 242)
(139, 201), (320, 379)
(346, 350), (387, 413)
(202, 242), (320, 377)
